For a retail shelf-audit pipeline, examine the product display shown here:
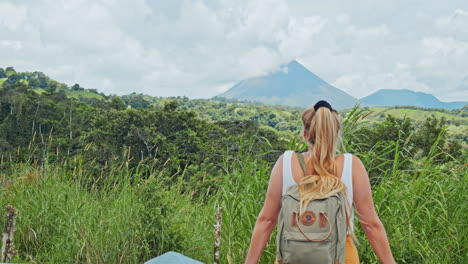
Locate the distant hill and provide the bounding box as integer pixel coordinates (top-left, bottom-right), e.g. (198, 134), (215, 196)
(0, 67), (106, 103)
(361, 89), (467, 110)
(216, 60), (359, 110)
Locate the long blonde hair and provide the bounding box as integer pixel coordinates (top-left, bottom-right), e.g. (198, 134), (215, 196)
(300, 103), (352, 231)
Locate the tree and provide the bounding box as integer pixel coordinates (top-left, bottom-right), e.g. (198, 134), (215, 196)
(0, 68), (7, 78)
(163, 100), (179, 111)
(29, 78), (40, 88)
(2, 74), (22, 87)
(109, 97), (126, 110)
(71, 83), (83, 91)
(5, 67), (15, 75)
(412, 116), (447, 157)
(355, 115), (414, 150)
(123, 94), (151, 108)
(38, 75), (49, 88)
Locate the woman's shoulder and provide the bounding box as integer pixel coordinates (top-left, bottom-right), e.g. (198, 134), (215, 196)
(344, 153), (364, 166)
(339, 154), (366, 176)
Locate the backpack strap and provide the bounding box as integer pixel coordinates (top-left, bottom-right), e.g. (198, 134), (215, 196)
(335, 196), (347, 264)
(296, 152), (307, 174)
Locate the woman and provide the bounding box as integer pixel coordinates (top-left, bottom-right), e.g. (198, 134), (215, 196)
(245, 101), (396, 264)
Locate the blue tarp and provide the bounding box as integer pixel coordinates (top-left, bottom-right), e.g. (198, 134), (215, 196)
(144, 251), (204, 264)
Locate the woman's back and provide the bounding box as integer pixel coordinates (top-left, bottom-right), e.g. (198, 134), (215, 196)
(281, 151), (355, 230)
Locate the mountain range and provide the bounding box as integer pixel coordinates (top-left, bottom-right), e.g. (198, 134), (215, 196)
(361, 89), (466, 110)
(216, 60), (467, 110)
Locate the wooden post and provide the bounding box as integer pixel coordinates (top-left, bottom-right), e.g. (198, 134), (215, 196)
(1, 205), (18, 263)
(214, 206), (222, 264)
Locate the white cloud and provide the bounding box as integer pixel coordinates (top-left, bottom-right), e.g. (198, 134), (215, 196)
(421, 37), (468, 58)
(0, 40), (22, 50)
(436, 8), (468, 34)
(0, 0), (467, 102)
(277, 16), (327, 58)
(345, 24), (390, 38)
(0, 2), (27, 31)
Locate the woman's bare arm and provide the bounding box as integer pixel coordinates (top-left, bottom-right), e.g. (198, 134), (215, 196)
(245, 155), (283, 264)
(353, 155), (396, 264)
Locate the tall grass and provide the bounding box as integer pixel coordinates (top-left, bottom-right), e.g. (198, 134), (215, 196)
(174, 146), (467, 263)
(1, 163), (141, 263)
(1, 112), (467, 263)
(0, 157), (189, 263)
(356, 163), (467, 263)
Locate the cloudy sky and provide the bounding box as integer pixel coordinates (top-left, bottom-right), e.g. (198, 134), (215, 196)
(1, 0), (467, 101)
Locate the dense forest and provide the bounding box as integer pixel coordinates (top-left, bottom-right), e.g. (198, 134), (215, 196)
(0, 68), (467, 263)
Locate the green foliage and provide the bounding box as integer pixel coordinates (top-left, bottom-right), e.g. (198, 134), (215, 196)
(154, 97), (304, 133)
(2, 135), (465, 263)
(0, 161), (187, 263)
(355, 164), (467, 263)
(0, 83), (94, 162)
(1, 68), (105, 103)
(366, 106), (468, 144)
(2, 73), (22, 87)
(412, 116), (447, 157)
(345, 111), (464, 183)
(121, 93), (152, 108)
(5, 66), (16, 76)
(71, 83), (83, 91)
(0, 68), (466, 263)
(0, 68), (7, 78)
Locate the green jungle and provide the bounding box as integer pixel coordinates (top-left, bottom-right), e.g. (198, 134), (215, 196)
(0, 67), (467, 263)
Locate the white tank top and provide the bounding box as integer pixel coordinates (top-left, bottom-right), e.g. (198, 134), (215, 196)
(281, 150), (354, 231)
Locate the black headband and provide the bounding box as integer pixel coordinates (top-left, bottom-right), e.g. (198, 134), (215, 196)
(313, 100), (333, 111)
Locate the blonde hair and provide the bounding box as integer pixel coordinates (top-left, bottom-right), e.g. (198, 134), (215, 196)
(299, 104), (352, 232)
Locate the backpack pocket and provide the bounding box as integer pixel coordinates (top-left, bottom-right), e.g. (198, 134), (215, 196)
(281, 230), (335, 264)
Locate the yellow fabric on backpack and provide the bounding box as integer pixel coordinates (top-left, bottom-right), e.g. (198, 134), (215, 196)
(345, 234), (359, 264)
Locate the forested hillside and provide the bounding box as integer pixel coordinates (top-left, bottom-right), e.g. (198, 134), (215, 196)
(0, 67), (467, 263)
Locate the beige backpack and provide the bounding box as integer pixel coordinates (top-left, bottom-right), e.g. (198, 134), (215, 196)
(276, 152), (347, 264)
